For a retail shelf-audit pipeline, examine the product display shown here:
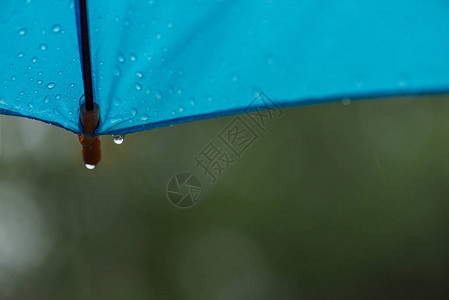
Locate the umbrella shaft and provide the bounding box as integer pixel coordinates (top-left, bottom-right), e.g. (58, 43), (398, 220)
(79, 0), (94, 111)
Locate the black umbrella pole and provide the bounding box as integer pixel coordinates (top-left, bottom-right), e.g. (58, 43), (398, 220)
(78, 0), (101, 167)
(79, 0), (94, 111)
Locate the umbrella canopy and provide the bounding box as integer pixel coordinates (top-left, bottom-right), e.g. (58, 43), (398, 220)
(1, 0), (449, 163)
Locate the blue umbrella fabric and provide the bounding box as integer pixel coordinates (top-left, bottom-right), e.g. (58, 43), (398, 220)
(1, 0), (449, 135)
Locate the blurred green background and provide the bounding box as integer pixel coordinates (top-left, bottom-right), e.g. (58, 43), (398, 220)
(0, 95), (448, 299)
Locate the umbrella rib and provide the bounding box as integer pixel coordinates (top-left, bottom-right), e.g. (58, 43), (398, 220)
(78, 0), (94, 111)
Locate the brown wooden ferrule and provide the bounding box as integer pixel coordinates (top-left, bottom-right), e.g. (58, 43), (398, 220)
(78, 103), (101, 166)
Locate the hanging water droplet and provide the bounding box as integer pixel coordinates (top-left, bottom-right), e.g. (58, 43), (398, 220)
(52, 24), (61, 33)
(18, 28), (27, 36)
(112, 135), (124, 145)
(47, 82), (55, 89)
(85, 164), (96, 170)
(40, 43), (47, 50)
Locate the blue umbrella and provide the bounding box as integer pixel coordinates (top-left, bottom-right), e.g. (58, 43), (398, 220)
(1, 0), (449, 167)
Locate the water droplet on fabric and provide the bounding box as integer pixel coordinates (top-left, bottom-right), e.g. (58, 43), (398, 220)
(43, 96), (50, 103)
(55, 94), (61, 100)
(31, 57), (37, 63)
(18, 28), (27, 36)
(52, 24), (61, 33)
(47, 82), (55, 89)
(135, 82), (142, 91)
(112, 135), (124, 145)
(70, 83), (75, 88)
(85, 164), (96, 170)
(130, 53), (137, 61)
(40, 43), (47, 50)
(17, 52), (25, 58)
(136, 71), (143, 78)
(114, 66), (121, 77)
(118, 53), (125, 63)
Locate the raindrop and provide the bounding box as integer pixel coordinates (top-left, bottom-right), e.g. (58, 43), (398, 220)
(18, 28), (27, 36)
(130, 53), (137, 61)
(37, 71), (43, 76)
(113, 66), (121, 77)
(58, 71), (63, 75)
(28, 102), (34, 108)
(112, 135), (124, 145)
(37, 80), (43, 85)
(118, 53), (125, 63)
(52, 24), (61, 33)
(155, 90), (163, 99)
(85, 164), (96, 170)
(17, 52), (25, 58)
(266, 55), (275, 65)
(69, 83), (75, 88)
(55, 94), (61, 100)
(40, 43), (47, 50)
(135, 82), (142, 91)
(136, 71), (143, 78)
(178, 106), (184, 112)
(43, 96), (50, 103)
(31, 57), (37, 63)
(47, 82), (55, 89)
(11, 76), (16, 81)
